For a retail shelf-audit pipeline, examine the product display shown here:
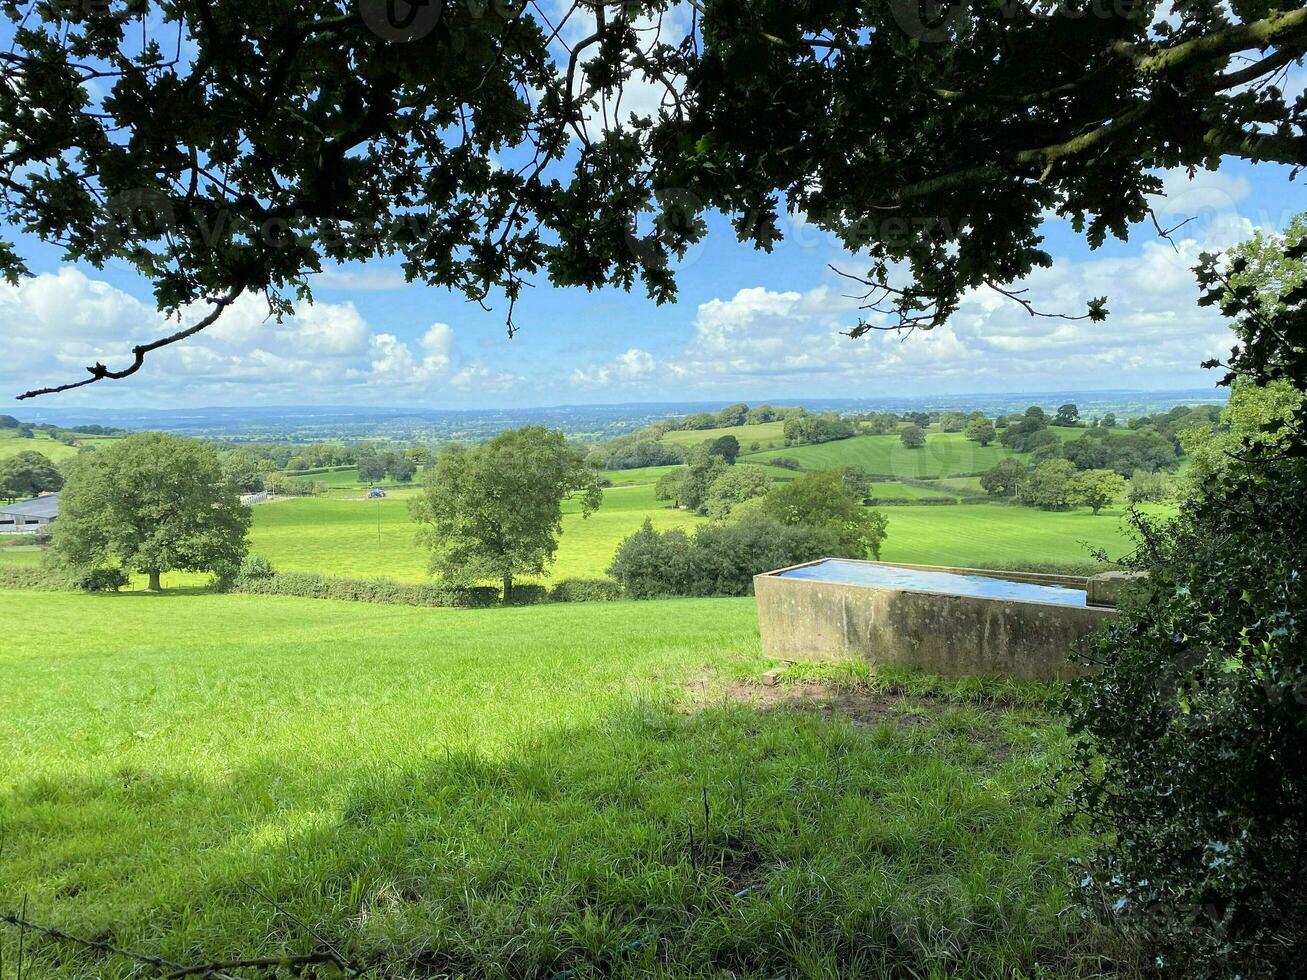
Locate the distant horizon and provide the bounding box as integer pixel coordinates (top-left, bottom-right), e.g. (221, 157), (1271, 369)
(10, 384), (1229, 421)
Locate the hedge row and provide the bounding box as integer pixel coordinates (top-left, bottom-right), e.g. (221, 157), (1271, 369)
(228, 571), (623, 607)
(866, 496), (960, 507)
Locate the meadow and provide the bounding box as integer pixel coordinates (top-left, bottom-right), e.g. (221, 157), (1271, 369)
(746, 432), (1018, 478)
(0, 431), (119, 463)
(246, 482), (707, 584)
(0, 589), (1110, 978)
(660, 420), (786, 450)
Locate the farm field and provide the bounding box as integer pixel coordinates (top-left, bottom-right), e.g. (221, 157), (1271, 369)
(660, 420), (786, 449)
(746, 432), (1019, 478)
(0, 431), (118, 463)
(247, 482), (705, 583)
(877, 503), (1158, 572)
(866, 481), (961, 501)
(0, 589), (1094, 978)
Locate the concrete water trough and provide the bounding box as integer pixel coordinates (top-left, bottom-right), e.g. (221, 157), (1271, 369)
(754, 559), (1132, 682)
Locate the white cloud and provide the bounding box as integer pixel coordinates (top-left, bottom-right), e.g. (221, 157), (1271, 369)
(570, 347), (657, 387)
(451, 364), (521, 393)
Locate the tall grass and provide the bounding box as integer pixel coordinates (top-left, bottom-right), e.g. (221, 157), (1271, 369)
(0, 591), (1115, 978)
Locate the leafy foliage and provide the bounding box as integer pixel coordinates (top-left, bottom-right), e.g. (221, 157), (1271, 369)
(1063, 455), (1307, 976)
(760, 470), (888, 559)
(1016, 459), (1077, 511)
(607, 517), (842, 598)
(899, 425), (926, 449)
(0, 450), (63, 501)
(50, 433), (250, 590)
(1068, 469), (1127, 515)
(410, 427), (600, 602)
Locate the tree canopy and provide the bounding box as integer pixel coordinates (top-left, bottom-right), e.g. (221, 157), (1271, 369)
(409, 426), (600, 602)
(50, 432), (250, 590)
(0, 450), (62, 501)
(3, 1), (1303, 397)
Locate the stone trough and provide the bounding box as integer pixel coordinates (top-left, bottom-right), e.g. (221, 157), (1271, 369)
(754, 559), (1137, 682)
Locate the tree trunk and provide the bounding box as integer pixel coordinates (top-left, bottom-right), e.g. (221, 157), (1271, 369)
(148, 569), (162, 592)
(502, 573), (513, 605)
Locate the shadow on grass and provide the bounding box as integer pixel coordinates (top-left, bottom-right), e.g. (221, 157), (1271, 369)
(0, 696), (1122, 979)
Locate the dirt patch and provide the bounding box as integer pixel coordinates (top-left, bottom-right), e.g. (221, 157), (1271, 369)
(682, 671), (935, 730)
(682, 671), (1020, 762)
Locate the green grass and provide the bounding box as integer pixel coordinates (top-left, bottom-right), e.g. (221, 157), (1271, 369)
(661, 420), (786, 450)
(601, 462), (800, 487)
(866, 481), (959, 501)
(0, 431), (118, 463)
(747, 432), (1018, 478)
(248, 483), (704, 584)
(876, 503), (1162, 572)
(0, 590), (1103, 978)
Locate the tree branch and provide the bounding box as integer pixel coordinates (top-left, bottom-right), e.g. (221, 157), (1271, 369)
(16, 287), (244, 400)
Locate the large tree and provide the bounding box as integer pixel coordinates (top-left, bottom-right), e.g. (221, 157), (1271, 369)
(0, 450), (62, 501)
(51, 433), (250, 591)
(2, 2), (1303, 398)
(409, 426), (601, 602)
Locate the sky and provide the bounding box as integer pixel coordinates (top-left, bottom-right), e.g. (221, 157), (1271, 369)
(2, 8), (1304, 412)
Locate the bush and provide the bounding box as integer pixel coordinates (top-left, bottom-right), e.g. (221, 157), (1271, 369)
(231, 571), (501, 608)
(1063, 454), (1307, 975)
(239, 554), (276, 580)
(549, 578), (622, 602)
(505, 583), (548, 606)
(69, 566), (130, 592)
(608, 518), (844, 598)
(768, 456), (802, 470)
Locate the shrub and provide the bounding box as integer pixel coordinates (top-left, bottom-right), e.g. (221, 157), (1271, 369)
(608, 518), (843, 598)
(239, 554), (276, 580)
(505, 583), (548, 606)
(69, 566), (130, 592)
(1063, 454), (1307, 975)
(768, 456), (802, 470)
(549, 578), (622, 603)
(231, 571), (500, 608)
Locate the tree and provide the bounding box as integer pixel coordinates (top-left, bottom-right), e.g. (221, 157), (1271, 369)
(1101, 413), (1118, 429)
(7, 4), (1304, 401)
(703, 465), (771, 520)
(1069, 469), (1127, 515)
(762, 470), (888, 559)
(715, 403), (749, 427)
(50, 433), (250, 591)
(964, 419), (996, 447)
(1054, 403), (1081, 427)
(1179, 380), (1305, 496)
(1016, 459), (1077, 510)
(0, 450), (63, 501)
(899, 425), (927, 449)
(938, 412), (967, 433)
(357, 451), (387, 484)
(980, 458), (1029, 498)
(654, 468), (687, 505)
(387, 453), (417, 483)
(409, 427), (601, 603)
(706, 434), (740, 464)
(1127, 469), (1171, 505)
(221, 448), (266, 494)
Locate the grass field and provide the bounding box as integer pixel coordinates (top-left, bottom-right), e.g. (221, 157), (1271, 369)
(0, 431), (119, 463)
(248, 483), (704, 584)
(866, 481), (961, 501)
(747, 432), (1019, 478)
(0, 590), (1105, 978)
(878, 503), (1153, 572)
(660, 420), (786, 449)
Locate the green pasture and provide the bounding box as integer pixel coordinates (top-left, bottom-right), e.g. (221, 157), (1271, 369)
(0, 589), (1101, 978)
(660, 420), (786, 449)
(600, 462), (800, 486)
(876, 503), (1163, 573)
(248, 483), (703, 584)
(747, 432), (1018, 478)
(0, 431), (119, 463)
(866, 481), (960, 501)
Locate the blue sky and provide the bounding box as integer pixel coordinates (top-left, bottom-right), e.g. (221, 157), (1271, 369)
(2, 8), (1304, 411)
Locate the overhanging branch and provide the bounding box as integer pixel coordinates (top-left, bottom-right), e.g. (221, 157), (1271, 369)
(16, 287), (244, 400)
